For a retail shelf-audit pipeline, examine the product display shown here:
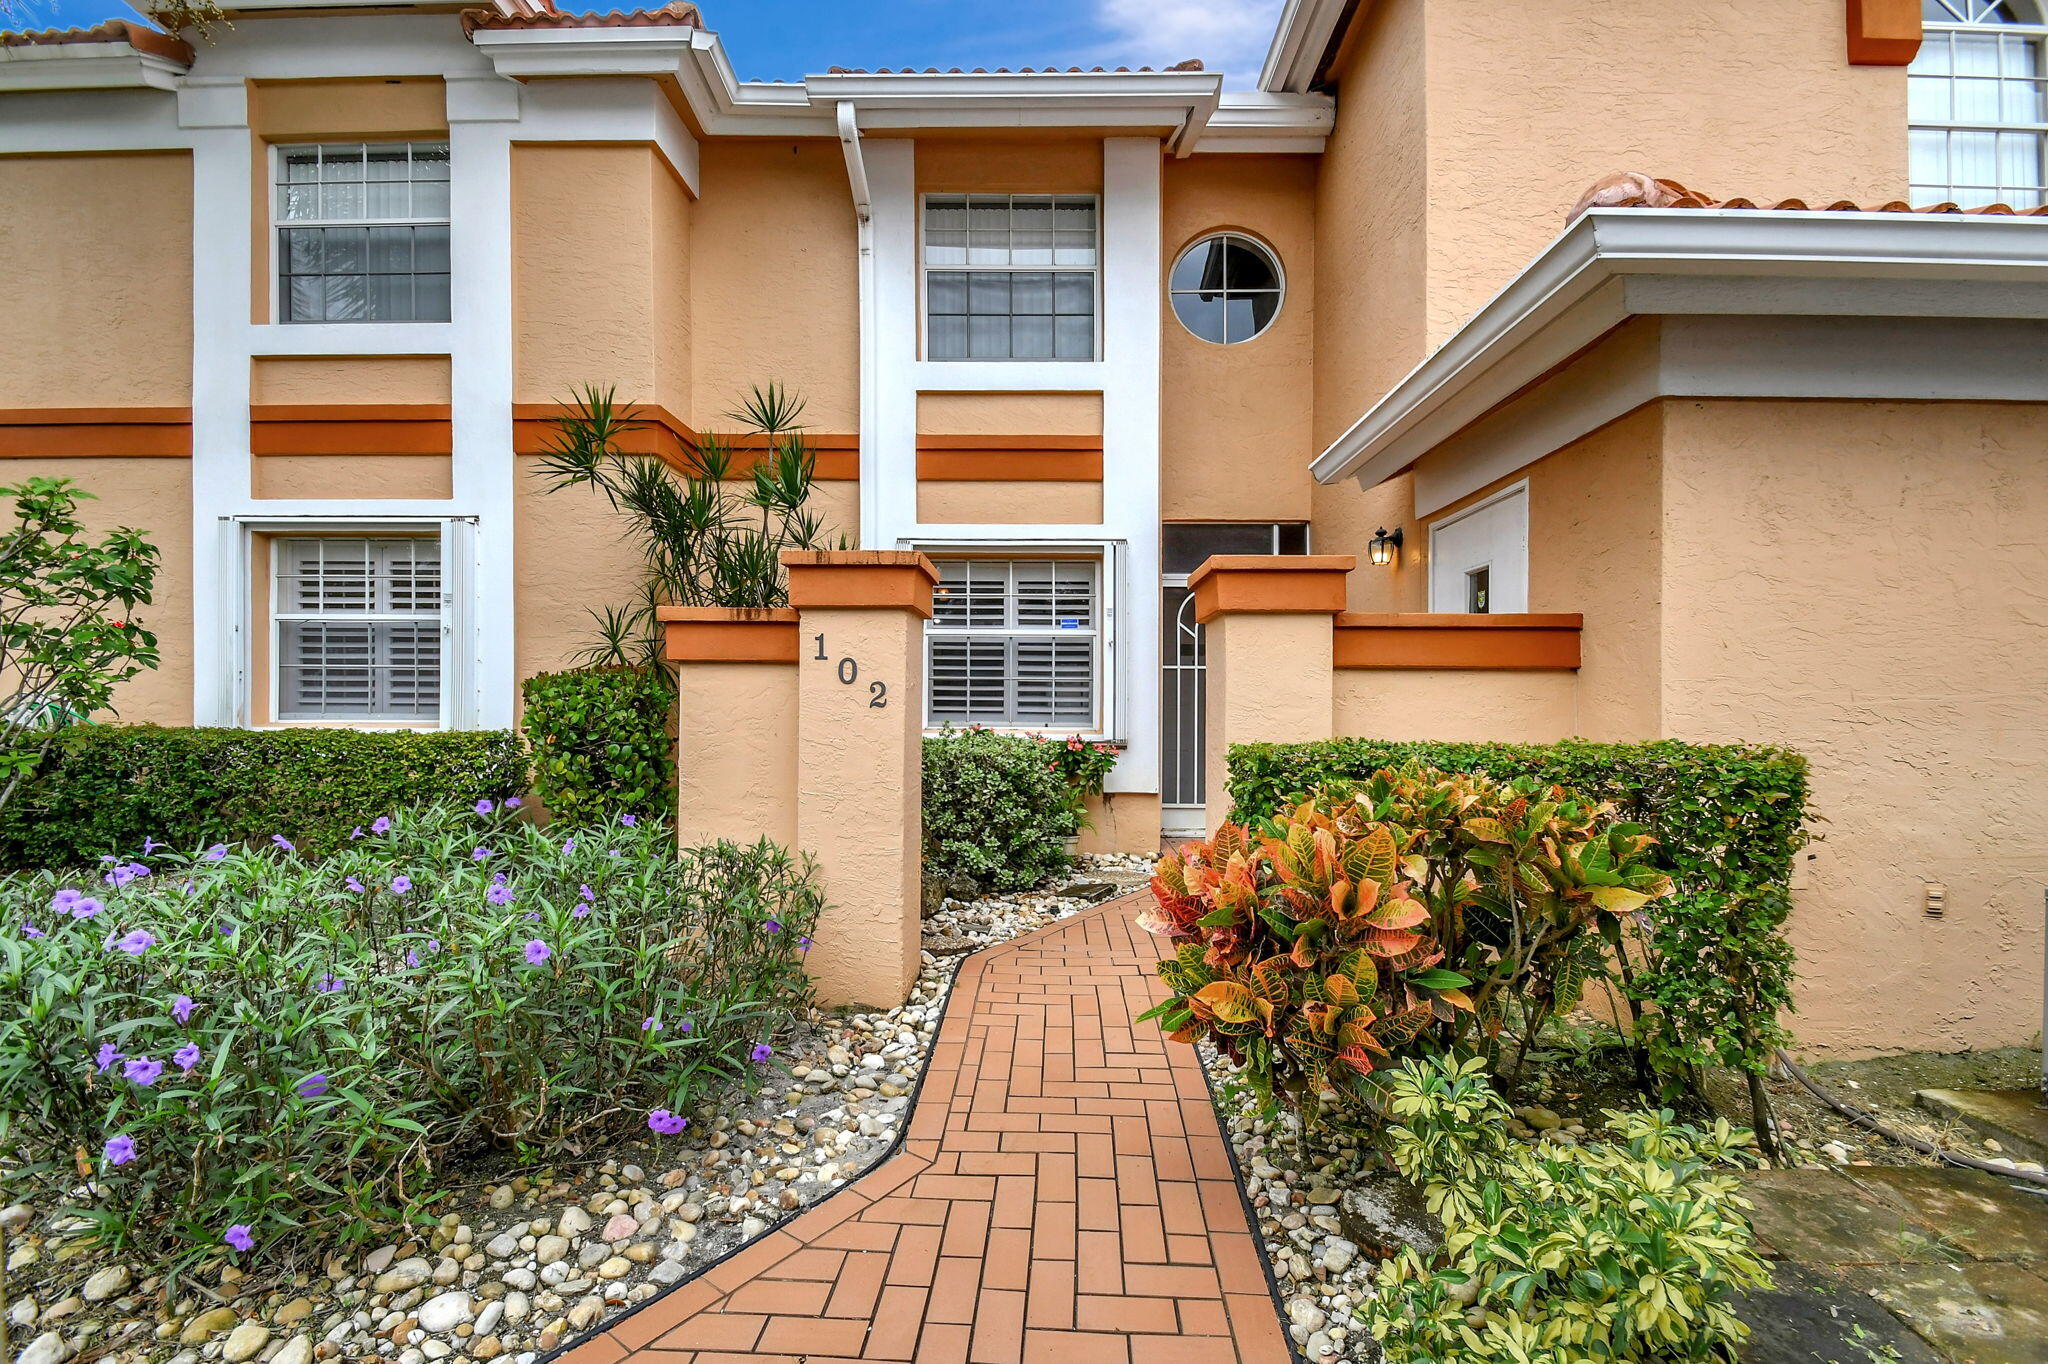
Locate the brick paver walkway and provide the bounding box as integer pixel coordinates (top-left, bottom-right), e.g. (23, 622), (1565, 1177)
(556, 893), (1290, 1364)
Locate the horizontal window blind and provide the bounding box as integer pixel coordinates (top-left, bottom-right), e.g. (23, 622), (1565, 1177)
(274, 537), (443, 723)
(277, 142), (452, 323)
(923, 195), (1098, 360)
(928, 560), (1099, 728)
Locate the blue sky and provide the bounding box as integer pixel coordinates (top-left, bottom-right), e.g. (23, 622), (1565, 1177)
(13, 0), (1285, 87)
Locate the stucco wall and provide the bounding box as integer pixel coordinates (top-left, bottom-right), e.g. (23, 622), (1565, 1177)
(1334, 668), (1577, 741)
(1161, 154), (1317, 522)
(0, 152), (193, 408)
(253, 454), (451, 500)
(916, 392), (1101, 437)
(251, 356), (451, 405)
(916, 481), (1101, 525)
(1659, 398), (2048, 1056)
(912, 135), (1103, 194)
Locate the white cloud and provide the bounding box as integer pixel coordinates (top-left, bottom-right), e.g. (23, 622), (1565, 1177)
(1083, 0), (1285, 87)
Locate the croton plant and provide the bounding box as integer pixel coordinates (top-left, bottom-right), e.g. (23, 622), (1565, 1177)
(1136, 766), (1674, 1118)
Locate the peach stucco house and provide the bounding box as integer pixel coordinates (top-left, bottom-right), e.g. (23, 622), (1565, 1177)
(1, 0), (2043, 1055)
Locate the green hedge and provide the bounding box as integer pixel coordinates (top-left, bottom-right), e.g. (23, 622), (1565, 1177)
(923, 728), (1075, 893)
(1228, 739), (1810, 1082)
(0, 725), (526, 869)
(523, 666), (672, 825)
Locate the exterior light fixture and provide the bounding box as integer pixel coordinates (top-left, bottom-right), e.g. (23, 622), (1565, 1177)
(1368, 526), (1404, 567)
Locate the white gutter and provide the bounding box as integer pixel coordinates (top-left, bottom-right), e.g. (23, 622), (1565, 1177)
(1257, 0), (1351, 93)
(1311, 208), (2048, 489)
(836, 100), (869, 223)
(0, 41), (189, 91)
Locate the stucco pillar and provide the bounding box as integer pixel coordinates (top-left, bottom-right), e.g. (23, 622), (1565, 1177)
(784, 550), (937, 1009)
(659, 606), (800, 848)
(1189, 555), (1355, 832)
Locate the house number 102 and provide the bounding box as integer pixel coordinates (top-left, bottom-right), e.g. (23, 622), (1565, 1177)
(814, 633), (888, 708)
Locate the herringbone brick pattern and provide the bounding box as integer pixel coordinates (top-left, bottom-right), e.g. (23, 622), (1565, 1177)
(555, 893), (1290, 1364)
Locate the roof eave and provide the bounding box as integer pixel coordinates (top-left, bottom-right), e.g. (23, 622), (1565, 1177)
(1257, 0), (1351, 93)
(0, 43), (189, 91)
(1310, 208), (2048, 488)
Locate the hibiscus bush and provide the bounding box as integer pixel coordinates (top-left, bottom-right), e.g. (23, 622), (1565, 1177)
(0, 803), (820, 1260)
(1138, 767), (1673, 1120)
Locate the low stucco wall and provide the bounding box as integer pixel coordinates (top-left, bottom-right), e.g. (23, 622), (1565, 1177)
(1333, 669), (1577, 742)
(1660, 398), (2048, 1057)
(1079, 791), (1161, 855)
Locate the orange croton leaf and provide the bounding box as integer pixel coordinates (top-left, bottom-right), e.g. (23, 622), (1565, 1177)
(1434, 987), (1475, 1012)
(1193, 979), (1260, 1025)
(1167, 1022), (1205, 1044)
(1362, 889), (1429, 931)
(1335, 1045), (1376, 1077)
(1364, 927), (1426, 958)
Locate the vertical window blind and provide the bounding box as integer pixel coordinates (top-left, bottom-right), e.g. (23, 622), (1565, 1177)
(274, 538), (443, 723)
(923, 195), (1098, 360)
(927, 560), (1099, 728)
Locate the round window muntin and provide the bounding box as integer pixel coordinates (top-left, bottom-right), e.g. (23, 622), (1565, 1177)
(1169, 231), (1285, 345)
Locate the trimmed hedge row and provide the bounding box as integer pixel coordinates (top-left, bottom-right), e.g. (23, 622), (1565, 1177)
(1227, 739), (1811, 1083)
(922, 728), (1076, 892)
(523, 666), (672, 825)
(0, 725), (526, 867)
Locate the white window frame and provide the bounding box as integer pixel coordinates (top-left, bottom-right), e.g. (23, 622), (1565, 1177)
(917, 193), (1103, 362)
(270, 140), (454, 326)
(223, 517), (475, 731)
(914, 542), (1120, 741)
(1167, 231), (1287, 346)
(1426, 481), (1529, 615)
(1910, 1), (2048, 207)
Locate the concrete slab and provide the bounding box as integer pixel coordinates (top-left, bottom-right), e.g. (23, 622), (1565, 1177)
(1843, 1260), (2048, 1364)
(1735, 1261), (1946, 1364)
(1739, 1169), (1944, 1267)
(1842, 1166), (2048, 1264)
(1914, 1089), (2048, 1165)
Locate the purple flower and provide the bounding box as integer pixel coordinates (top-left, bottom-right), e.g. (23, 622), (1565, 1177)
(105, 862), (149, 888)
(750, 1043), (773, 1063)
(70, 897), (104, 920)
(642, 1016), (661, 1032)
(474, 798), (495, 816)
(405, 949), (421, 968)
(143, 837), (166, 855)
(204, 844), (228, 861)
(315, 973), (345, 994)
(647, 1109), (689, 1135)
(95, 1042), (124, 1072)
(679, 1020), (693, 1033)
(563, 839), (577, 854)
(491, 871), (507, 886)
(51, 888), (81, 913)
(219, 922), (236, 937)
(124, 1055), (164, 1086)
(764, 919), (782, 934)
(104, 1134), (136, 1166)
(224, 1224), (255, 1252)
(371, 816), (392, 834)
(427, 938), (440, 952)
(271, 835), (295, 853)
(579, 884), (596, 902)
(21, 922), (44, 939)
(172, 994), (194, 1023)
(621, 814), (638, 827)
(350, 826), (364, 841)
(571, 904), (591, 920)
(523, 939), (551, 966)
(486, 885), (515, 907)
(505, 796), (523, 809)
(295, 1073), (328, 1099)
(111, 929), (155, 956)
(472, 847), (493, 861)
(174, 1042), (202, 1072)
(390, 875), (412, 895)
(798, 936), (813, 952)
(345, 876), (366, 894)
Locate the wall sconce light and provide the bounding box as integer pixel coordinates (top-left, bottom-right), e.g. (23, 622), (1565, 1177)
(1369, 526), (1404, 567)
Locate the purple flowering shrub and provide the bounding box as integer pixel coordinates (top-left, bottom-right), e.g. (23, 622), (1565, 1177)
(0, 803), (820, 1257)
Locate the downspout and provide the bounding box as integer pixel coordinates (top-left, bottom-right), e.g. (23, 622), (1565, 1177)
(839, 100), (877, 548)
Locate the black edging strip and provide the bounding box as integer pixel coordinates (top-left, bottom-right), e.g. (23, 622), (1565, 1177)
(532, 944), (971, 1364)
(1194, 1045), (1315, 1364)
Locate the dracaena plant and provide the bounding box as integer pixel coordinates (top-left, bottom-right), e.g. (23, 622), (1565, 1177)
(1136, 766), (1675, 1119)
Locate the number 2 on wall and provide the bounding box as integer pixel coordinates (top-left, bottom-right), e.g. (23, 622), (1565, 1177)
(869, 680), (887, 708)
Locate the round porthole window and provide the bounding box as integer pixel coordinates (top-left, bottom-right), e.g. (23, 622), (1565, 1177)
(1169, 232), (1284, 344)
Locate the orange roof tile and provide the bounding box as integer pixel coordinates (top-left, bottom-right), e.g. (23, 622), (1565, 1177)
(0, 17), (193, 64)
(461, 2), (700, 35)
(1571, 171), (2048, 221)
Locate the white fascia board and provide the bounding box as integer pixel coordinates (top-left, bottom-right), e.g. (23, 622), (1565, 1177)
(1257, 0), (1349, 93)
(191, 15), (490, 78)
(0, 87), (185, 150)
(468, 25), (699, 76)
(517, 76), (699, 193)
(1194, 91), (1333, 152)
(1310, 209), (2048, 489)
(0, 45), (188, 92)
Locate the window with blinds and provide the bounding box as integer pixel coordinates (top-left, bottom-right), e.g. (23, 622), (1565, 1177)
(927, 560), (1100, 729)
(276, 142), (452, 323)
(273, 538), (443, 723)
(923, 195), (1098, 360)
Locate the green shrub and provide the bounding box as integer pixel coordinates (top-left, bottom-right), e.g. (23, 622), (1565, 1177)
(1138, 769), (1673, 1120)
(1363, 1056), (1768, 1364)
(0, 804), (819, 1260)
(1227, 740), (1808, 1094)
(922, 727), (1075, 892)
(0, 726), (525, 869)
(523, 666), (673, 824)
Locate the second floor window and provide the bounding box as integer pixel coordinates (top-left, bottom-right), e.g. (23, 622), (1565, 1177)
(923, 195), (1098, 360)
(277, 142), (452, 323)
(1910, 1), (2046, 207)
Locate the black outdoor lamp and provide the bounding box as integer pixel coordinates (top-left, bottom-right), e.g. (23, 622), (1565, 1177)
(1368, 526), (1404, 566)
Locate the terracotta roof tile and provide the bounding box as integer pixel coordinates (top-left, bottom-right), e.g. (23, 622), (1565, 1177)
(462, 2), (700, 35)
(1571, 171), (2048, 221)
(824, 58), (1202, 75)
(0, 18), (193, 64)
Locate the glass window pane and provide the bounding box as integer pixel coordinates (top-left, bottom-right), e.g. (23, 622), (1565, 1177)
(929, 314), (969, 360)
(1170, 237), (1228, 294)
(1010, 272), (1053, 314)
(410, 179), (450, 219)
(287, 275), (328, 323)
(321, 226), (367, 273)
(1053, 314), (1093, 359)
(365, 272), (411, 321)
(924, 197), (967, 232)
(1171, 291), (1228, 343)
(1053, 273), (1093, 315)
(410, 143), (451, 179)
(413, 273), (451, 322)
(283, 149), (322, 183)
(412, 224), (450, 273)
(1010, 314), (1054, 359)
(927, 272), (968, 315)
(1223, 239), (1279, 291)
(278, 184), (320, 221)
(968, 315), (1011, 359)
(967, 272), (1010, 315)
(366, 225), (413, 274)
(318, 144), (364, 180)
(321, 273), (368, 322)
(925, 229), (968, 266)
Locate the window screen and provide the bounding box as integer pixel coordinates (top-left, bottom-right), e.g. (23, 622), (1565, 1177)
(277, 142), (452, 322)
(924, 196), (1098, 360)
(927, 560), (1099, 728)
(273, 538), (443, 722)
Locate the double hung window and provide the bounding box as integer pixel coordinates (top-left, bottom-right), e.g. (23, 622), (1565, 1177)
(923, 195), (1098, 360)
(276, 141), (452, 322)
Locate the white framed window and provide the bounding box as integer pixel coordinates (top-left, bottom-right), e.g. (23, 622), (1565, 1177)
(921, 195), (1099, 360)
(1169, 232), (1285, 345)
(927, 559), (1102, 729)
(272, 536), (445, 723)
(1428, 483), (1528, 615)
(1910, 1), (2047, 207)
(275, 141), (452, 323)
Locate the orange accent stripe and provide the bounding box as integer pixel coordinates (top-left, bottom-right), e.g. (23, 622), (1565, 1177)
(1187, 555), (1356, 624)
(249, 415), (453, 456)
(0, 407), (192, 458)
(915, 434), (1102, 451)
(1333, 613), (1584, 670)
(0, 407), (191, 424)
(916, 449), (1103, 481)
(511, 403), (858, 479)
(657, 608), (802, 664)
